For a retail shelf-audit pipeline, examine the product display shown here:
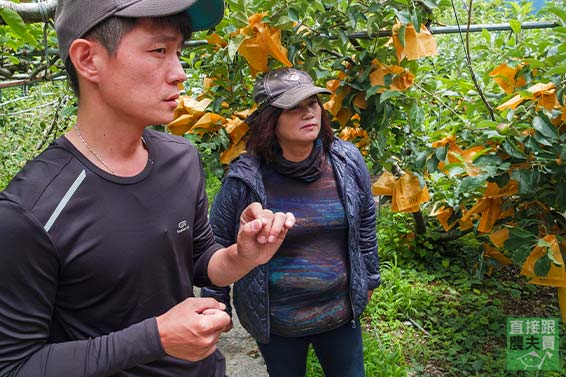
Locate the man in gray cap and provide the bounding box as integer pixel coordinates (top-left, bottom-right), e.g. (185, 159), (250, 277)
(0, 1), (294, 376)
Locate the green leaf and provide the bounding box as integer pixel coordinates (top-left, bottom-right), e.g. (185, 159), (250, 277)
(524, 135), (545, 154)
(367, 15), (380, 36)
(481, 164), (498, 177)
(510, 246), (532, 265)
(533, 131), (553, 147)
(379, 90), (402, 103)
(411, 13), (420, 32)
(337, 29), (349, 47)
(537, 239), (551, 248)
(445, 164), (466, 177)
(426, 155), (440, 172)
(469, 147), (490, 163)
(303, 55), (317, 74)
(509, 19), (522, 35)
(288, 7), (300, 22)
(227, 34), (245, 60)
(0, 8), (37, 45)
(502, 138), (526, 159)
(347, 10), (357, 29)
(457, 175), (486, 195)
(474, 155), (503, 166)
(366, 85), (381, 98)
(394, 9), (412, 24)
(228, 10), (249, 26)
(435, 145), (447, 161)
(508, 1), (522, 15)
(543, 6), (566, 23)
(449, 150), (465, 164)
(545, 246), (563, 267)
(409, 104), (424, 129)
(273, 16), (295, 30)
(481, 28), (491, 45)
(398, 24), (407, 48)
(511, 169), (540, 196)
(383, 73), (394, 87)
(505, 228), (537, 264)
(534, 256), (551, 277)
(532, 115), (558, 141)
(557, 87), (565, 106)
(415, 151), (428, 169)
(493, 173), (510, 188)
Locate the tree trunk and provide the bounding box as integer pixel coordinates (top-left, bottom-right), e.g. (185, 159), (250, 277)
(0, 0), (57, 24)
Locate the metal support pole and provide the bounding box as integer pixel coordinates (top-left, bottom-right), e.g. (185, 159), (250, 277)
(337, 21), (560, 39)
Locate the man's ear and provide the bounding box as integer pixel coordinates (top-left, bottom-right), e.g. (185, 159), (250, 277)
(68, 38), (105, 84)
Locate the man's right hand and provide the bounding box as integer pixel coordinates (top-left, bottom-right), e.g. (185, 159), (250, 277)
(156, 297), (231, 361)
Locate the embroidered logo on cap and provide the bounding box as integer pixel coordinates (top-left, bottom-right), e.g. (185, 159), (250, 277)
(281, 71), (301, 83)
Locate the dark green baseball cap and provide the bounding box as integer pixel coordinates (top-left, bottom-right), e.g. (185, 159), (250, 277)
(55, 0), (224, 63)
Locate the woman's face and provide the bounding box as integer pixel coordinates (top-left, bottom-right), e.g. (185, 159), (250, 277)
(275, 96), (322, 151)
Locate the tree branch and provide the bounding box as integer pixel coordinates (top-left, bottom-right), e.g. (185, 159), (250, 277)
(437, 226), (474, 241)
(412, 82), (471, 127)
(0, 0), (57, 24)
(450, 0), (495, 121)
(464, 0), (495, 121)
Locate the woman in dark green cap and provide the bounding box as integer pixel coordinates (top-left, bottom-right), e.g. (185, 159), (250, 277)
(203, 67), (381, 377)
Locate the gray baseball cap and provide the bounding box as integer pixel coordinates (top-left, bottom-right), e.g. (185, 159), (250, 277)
(55, 0), (224, 63)
(253, 68), (331, 111)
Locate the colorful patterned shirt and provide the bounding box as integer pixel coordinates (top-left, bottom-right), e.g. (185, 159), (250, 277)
(263, 161), (351, 336)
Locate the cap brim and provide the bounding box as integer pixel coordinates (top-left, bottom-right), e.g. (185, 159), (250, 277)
(116, 0), (224, 31)
(186, 0), (224, 31)
(271, 85), (332, 109)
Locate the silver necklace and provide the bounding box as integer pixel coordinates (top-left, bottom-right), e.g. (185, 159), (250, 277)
(75, 125), (117, 175)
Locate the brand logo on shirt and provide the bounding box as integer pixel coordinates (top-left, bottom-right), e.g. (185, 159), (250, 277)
(177, 220), (189, 234)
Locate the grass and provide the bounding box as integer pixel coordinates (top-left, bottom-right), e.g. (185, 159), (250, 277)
(305, 207), (566, 376)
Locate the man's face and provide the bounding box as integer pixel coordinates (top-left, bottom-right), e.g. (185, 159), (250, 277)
(94, 19), (186, 127)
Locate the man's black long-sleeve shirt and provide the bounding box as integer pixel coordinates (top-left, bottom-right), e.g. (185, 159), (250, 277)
(0, 129), (224, 376)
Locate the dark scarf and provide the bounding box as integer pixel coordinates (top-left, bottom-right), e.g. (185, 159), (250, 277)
(271, 139), (326, 183)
